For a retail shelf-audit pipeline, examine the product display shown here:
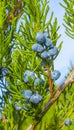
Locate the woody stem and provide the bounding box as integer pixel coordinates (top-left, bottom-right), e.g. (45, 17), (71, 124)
(46, 66), (53, 98)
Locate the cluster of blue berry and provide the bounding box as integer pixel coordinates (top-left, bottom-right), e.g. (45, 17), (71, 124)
(24, 70), (44, 85)
(32, 32), (61, 81)
(15, 90), (42, 111)
(21, 32), (62, 107)
(22, 32), (62, 106)
(22, 90), (42, 104)
(32, 32), (58, 60)
(23, 70), (43, 104)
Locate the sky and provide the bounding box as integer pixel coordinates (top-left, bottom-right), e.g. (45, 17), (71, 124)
(48, 0), (74, 70)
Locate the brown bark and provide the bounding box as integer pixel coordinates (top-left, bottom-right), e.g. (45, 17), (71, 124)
(46, 66), (53, 99)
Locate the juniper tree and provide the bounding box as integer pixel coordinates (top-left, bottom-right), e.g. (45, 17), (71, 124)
(0, 0), (74, 130)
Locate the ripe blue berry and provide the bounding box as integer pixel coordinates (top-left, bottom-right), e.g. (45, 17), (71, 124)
(51, 70), (61, 80)
(43, 31), (48, 38)
(14, 103), (21, 111)
(32, 44), (44, 53)
(44, 38), (53, 47)
(22, 90), (32, 99)
(30, 92), (42, 104)
(34, 78), (40, 86)
(36, 32), (46, 44)
(48, 46), (58, 57)
(24, 70), (36, 83)
(64, 118), (73, 126)
(41, 51), (48, 59)
(54, 66), (71, 86)
(34, 78), (44, 86)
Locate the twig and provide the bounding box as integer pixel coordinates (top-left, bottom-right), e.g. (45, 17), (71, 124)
(46, 66), (53, 98)
(6, 0), (25, 25)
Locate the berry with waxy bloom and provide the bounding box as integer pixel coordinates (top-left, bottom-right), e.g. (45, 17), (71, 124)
(22, 90), (32, 99)
(30, 91), (42, 104)
(43, 31), (48, 38)
(41, 51), (48, 59)
(54, 66), (71, 86)
(24, 70), (36, 83)
(32, 44), (44, 53)
(34, 78), (44, 86)
(36, 32), (46, 44)
(34, 78), (40, 86)
(51, 70), (61, 80)
(44, 38), (53, 47)
(64, 118), (73, 126)
(14, 103), (22, 111)
(48, 46), (58, 57)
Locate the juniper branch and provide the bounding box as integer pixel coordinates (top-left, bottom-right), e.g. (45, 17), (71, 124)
(28, 69), (74, 130)
(6, 0), (25, 25)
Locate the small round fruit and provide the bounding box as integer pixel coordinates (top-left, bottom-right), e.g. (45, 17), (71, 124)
(32, 44), (44, 53)
(24, 70), (36, 83)
(36, 32), (46, 44)
(34, 78), (40, 86)
(41, 51), (48, 59)
(22, 90), (32, 99)
(51, 70), (61, 80)
(14, 103), (21, 111)
(30, 92), (42, 104)
(44, 38), (53, 47)
(54, 66), (71, 86)
(64, 118), (73, 126)
(48, 46), (58, 57)
(43, 31), (48, 38)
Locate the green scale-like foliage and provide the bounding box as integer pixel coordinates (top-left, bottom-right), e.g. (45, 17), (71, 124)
(0, 0), (25, 66)
(60, 0), (74, 39)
